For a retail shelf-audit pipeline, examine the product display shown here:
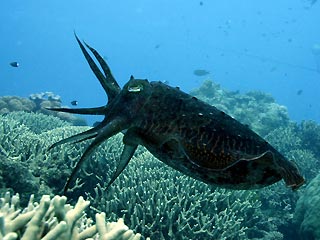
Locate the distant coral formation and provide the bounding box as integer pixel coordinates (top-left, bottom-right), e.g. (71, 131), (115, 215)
(0, 92), (86, 126)
(190, 80), (290, 136)
(294, 173), (320, 240)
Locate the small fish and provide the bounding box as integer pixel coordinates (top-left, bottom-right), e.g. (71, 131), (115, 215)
(10, 62), (19, 67)
(297, 89), (303, 95)
(71, 100), (78, 106)
(193, 69), (210, 76)
(199, 1), (204, 6)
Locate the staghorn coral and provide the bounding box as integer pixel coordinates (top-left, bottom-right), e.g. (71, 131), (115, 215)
(0, 115), (37, 160)
(4, 112), (70, 134)
(294, 173), (320, 240)
(0, 192), (144, 240)
(0, 155), (39, 206)
(190, 79), (290, 136)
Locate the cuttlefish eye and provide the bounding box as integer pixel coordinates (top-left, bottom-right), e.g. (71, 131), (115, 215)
(128, 84), (144, 93)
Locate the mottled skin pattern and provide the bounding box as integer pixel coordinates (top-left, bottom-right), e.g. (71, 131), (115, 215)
(49, 35), (304, 194)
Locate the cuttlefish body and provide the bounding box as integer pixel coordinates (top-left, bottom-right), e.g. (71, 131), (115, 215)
(49, 35), (304, 194)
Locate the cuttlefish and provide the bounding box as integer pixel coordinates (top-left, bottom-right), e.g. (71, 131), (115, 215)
(49, 35), (304, 194)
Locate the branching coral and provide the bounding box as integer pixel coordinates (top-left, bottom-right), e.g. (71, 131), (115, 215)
(0, 115), (37, 160)
(0, 192), (144, 240)
(4, 112), (70, 134)
(0, 155), (39, 206)
(0, 113), (118, 203)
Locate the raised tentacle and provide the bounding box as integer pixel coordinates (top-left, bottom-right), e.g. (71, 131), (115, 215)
(63, 118), (125, 194)
(74, 33), (119, 101)
(46, 106), (106, 115)
(84, 42), (120, 92)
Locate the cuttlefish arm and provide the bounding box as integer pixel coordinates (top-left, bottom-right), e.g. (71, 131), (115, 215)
(103, 144), (138, 191)
(63, 118), (126, 194)
(48, 120), (110, 149)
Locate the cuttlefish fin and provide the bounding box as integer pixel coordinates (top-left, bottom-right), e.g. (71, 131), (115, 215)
(105, 144), (138, 190)
(46, 106), (106, 115)
(276, 158), (305, 190)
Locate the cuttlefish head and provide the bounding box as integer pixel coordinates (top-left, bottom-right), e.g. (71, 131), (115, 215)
(48, 34), (152, 194)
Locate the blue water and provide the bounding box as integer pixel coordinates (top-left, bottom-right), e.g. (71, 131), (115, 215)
(1, 0), (319, 124)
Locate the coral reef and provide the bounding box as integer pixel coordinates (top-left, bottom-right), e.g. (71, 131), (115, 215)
(296, 120), (320, 158)
(294, 173), (320, 240)
(4, 112), (70, 134)
(0, 112), (282, 239)
(0, 93), (86, 126)
(190, 80), (290, 136)
(29, 91), (61, 111)
(0, 112), (116, 202)
(265, 124), (320, 181)
(0, 96), (35, 114)
(1, 84), (320, 239)
(0, 155), (39, 206)
(0, 192), (144, 240)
